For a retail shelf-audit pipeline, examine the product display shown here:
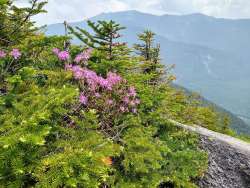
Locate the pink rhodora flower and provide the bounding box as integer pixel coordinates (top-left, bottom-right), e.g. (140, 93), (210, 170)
(95, 93), (101, 98)
(74, 70), (83, 79)
(10, 49), (21, 60)
(123, 96), (130, 104)
(130, 100), (136, 106)
(98, 77), (111, 90)
(132, 108), (137, 114)
(112, 33), (120, 38)
(85, 48), (93, 54)
(82, 69), (100, 90)
(0, 50), (6, 58)
(74, 53), (83, 63)
(82, 69), (98, 81)
(107, 99), (114, 105)
(52, 48), (60, 55)
(79, 93), (88, 105)
(120, 106), (126, 112)
(74, 48), (92, 64)
(65, 64), (73, 71)
(107, 72), (122, 86)
(72, 65), (82, 72)
(135, 98), (140, 105)
(58, 51), (70, 61)
(82, 48), (92, 60)
(72, 66), (84, 79)
(112, 43), (120, 47)
(128, 86), (136, 97)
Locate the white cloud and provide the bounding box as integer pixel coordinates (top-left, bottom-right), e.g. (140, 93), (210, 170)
(15, 0), (250, 25)
(15, 0), (129, 25)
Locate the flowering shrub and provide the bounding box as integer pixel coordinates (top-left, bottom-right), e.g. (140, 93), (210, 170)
(52, 48), (70, 61)
(0, 68), (121, 187)
(0, 23), (231, 188)
(54, 49), (140, 138)
(0, 48), (22, 60)
(67, 65), (140, 112)
(74, 48), (92, 64)
(0, 48), (22, 83)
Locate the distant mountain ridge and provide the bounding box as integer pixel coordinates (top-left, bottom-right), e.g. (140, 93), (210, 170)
(46, 10), (250, 130)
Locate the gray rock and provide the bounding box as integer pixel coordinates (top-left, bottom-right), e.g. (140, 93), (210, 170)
(168, 120), (250, 188)
(198, 136), (250, 188)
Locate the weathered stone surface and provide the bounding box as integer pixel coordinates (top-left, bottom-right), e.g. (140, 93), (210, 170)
(168, 120), (250, 188)
(198, 136), (250, 188)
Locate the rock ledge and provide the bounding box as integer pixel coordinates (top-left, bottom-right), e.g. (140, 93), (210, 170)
(169, 120), (250, 188)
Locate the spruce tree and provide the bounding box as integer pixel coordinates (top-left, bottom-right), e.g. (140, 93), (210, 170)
(0, 0), (47, 48)
(134, 30), (165, 82)
(68, 20), (126, 60)
(134, 30), (155, 61)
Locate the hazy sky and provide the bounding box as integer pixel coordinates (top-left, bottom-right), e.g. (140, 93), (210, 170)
(16, 0), (250, 25)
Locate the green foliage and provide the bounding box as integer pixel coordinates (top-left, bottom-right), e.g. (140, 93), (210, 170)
(0, 66), (208, 188)
(0, 35), (69, 91)
(158, 123), (208, 188)
(134, 30), (156, 61)
(0, 68), (121, 187)
(20, 35), (70, 69)
(68, 20), (127, 60)
(158, 87), (233, 134)
(134, 30), (166, 83)
(0, 0), (57, 87)
(0, 0), (47, 48)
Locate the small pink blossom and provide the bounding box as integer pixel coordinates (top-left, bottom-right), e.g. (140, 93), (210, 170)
(74, 54), (84, 63)
(107, 72), (122, 86)
(128, 86), (136, 97)
(52, 48), (60, 55)
(0, 50), (6, 58)
(123, 96), (130, 104)
(99, 77), (112, 90)
(58, 51), (70, 61)
(130, 101), (136, 106)
(112, 33), (121, 38)
(135, 99), (140, 105)
(72, 66), (83, 79)
(132, 108), (137, 114)
(107, 99), (114, 105)
(112, 43), (120, 47)
(65, 64), (73, 71)
(74, 48), (92, 64)
(120, 106), (125, 112)
(95, 93), (101, 98)
(79, 93), (88, 105)
(10, 49), (21, 60)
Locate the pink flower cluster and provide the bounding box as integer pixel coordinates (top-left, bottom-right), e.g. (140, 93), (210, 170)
(52, 47), (140, 117)
(112, 33), (121, 38)
(53, 48), (70, 61)
(112, 42), (127, 47)
(0, 50), (6, 58)
(65, 64), (140, 114)
(10, 49), (22, 60)
(74, 48), (92, 64)
(79, 92), (88, 105)
(66, 65), (122, 91)
(120, 86), (140, 113)
(0, 49), (22, 60)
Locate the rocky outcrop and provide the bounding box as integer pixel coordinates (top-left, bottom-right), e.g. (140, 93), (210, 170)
(198, 135), (250, 188)
(169, 120), (250, 188)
